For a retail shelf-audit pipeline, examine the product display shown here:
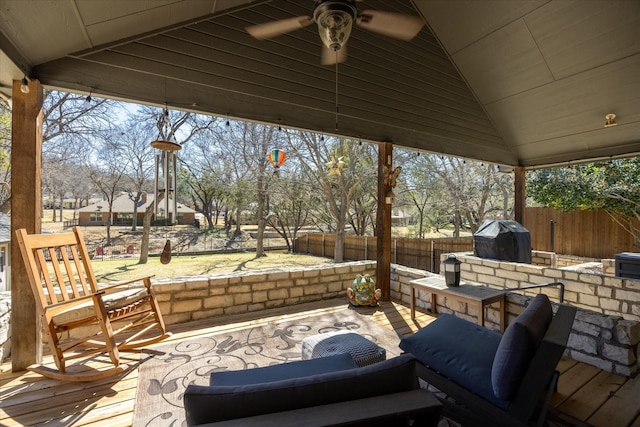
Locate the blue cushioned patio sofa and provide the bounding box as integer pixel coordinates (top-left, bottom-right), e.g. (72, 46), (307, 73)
(400, 293), (576, 427)
(184, 353), (442, 426)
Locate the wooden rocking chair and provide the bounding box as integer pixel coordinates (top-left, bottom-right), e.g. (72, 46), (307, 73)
(15, 226), (171, 381)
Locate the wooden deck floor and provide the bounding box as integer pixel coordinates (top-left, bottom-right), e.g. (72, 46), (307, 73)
(2, 298), (640, 426)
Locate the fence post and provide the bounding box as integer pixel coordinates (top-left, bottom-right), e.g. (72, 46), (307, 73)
(431, 240), (435, 273)
(364, 236), (368, 260)
(393, 239), (397, 264)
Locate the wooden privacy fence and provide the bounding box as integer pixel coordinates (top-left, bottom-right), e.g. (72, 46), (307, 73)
(292, 207), (640, 263)
(524, 207), (640, 259)
(293, 233), (473, 273)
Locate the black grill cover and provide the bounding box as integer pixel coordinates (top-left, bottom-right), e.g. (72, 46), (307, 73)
(473, 220), (532, 263)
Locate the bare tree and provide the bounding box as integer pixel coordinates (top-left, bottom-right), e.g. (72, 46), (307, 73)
(89, 137), (127, 245)
(216, 121), (280, 257)
(39, 91), (119, 224)
(179, 126), (228, 229)
(405, 155), (514, 236)
(119, 122), (156, 231)
(132, 106), (217, 262)
(347, 143), (377, 236)
(68, 165), (93, 219)
(266, 162), (314, 251)
(239, 123), (278, 258)
(0, 101), (11, 211)
(287, 132), (372, 262)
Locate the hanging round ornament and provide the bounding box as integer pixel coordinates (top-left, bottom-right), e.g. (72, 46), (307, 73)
(269, 149), (286, 169)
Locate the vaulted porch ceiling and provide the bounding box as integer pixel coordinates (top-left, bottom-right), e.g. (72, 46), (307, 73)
(0, 0), (638, 167)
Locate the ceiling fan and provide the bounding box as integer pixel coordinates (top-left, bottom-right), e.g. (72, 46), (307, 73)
(246, 0), (425, 64)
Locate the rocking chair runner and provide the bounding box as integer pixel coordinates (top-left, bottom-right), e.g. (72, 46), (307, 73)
(15, 226), (171, 381)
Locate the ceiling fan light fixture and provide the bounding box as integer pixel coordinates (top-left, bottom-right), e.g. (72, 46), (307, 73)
(314, 1), (357, 51)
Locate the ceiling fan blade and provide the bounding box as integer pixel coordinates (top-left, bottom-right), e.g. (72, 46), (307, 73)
(356, 10), (424, 41)
(322, 45), (348, 65)
(246, 16), (313, 40)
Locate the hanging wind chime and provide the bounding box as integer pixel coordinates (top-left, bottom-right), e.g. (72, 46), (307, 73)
(150, 106), (181, 263)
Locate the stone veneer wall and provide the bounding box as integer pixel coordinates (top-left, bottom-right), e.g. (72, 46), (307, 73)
(394, 254), (639, 377)
(0, 261), (377, 362)
(2, 258), (638, 377)
(152, 261), (377, 325)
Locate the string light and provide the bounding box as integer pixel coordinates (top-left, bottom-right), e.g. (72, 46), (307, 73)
(86, 89), (93, 102)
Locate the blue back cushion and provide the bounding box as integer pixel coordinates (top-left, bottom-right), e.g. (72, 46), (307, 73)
(210, 353), (357, 386)
(399, 314), (508, 409)
(184, 353), (418, 425)
(491, 293), (553, 400)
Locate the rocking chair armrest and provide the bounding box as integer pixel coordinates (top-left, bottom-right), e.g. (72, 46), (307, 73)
(44, 291), (106, 317)
(98, 276), (155, 293)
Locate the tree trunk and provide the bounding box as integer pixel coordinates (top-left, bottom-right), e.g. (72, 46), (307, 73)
(256, 217), (265, 257)
(106, 207), (113, 246)
(139, 193), (162, 264)
(334, 215), (346, 262)
(131, 192), (140, 231)
(235, 208), (241, 235)
(139, 205), (154, 264)
(255, 183), (267, 258)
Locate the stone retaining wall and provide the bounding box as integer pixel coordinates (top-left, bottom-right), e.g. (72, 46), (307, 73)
(455, 252), (640, 321)
(394, 255), (640, 377)
(0, 262), (377, 362)
(152, 261), (377, 325)
(2, 259), (638, 377)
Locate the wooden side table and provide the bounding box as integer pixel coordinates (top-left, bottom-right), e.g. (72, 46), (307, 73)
(410, 276), (506, 332)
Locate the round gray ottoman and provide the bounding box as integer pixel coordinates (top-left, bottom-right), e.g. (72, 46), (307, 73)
(301, 330), (386, 367)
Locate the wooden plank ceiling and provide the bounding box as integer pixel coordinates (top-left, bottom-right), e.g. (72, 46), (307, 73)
(0, 0), (638, 167)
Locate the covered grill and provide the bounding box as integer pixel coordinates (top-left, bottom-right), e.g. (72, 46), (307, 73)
(474, 220), (532, 263)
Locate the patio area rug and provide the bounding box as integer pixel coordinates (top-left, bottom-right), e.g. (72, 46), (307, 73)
(132, 305), (587, 427)
(132, 305), (403, 426)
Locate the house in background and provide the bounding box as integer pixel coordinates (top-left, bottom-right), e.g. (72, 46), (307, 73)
(43, 194), (102, 209)
(392, 210), (412, 227)
(76, 193), (196, 227)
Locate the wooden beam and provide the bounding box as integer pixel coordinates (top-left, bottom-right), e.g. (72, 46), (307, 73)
(514, 166), (526, 224)
(376, 142), (393, 301)
(11, 78), (43, 371)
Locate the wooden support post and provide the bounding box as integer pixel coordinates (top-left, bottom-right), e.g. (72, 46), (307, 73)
(11, 78), (43, 371)
(376, 142), (393, 301)
(514, 166), (526, 225)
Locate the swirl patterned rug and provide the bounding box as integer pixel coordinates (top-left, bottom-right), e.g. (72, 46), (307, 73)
(132, 306), (403, 426)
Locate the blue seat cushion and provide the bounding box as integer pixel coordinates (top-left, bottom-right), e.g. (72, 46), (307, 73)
(210, 353), (357, 386)
(491, 293), (553, 400)
(399, 314), (508, 409)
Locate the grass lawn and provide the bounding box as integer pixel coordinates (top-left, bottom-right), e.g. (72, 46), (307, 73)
(91, 250), (334, 283)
